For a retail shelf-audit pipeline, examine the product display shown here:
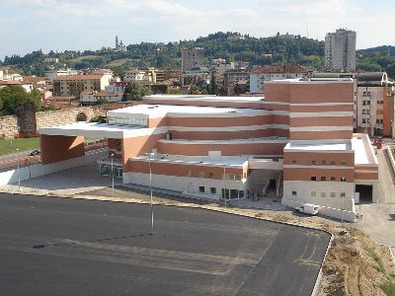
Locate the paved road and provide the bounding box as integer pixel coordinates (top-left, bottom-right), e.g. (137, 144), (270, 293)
(0, 193), (331, 296)
(356, 141), (395, 256)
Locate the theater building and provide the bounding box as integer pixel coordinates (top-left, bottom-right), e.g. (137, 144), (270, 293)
(39, 79), (378, 221)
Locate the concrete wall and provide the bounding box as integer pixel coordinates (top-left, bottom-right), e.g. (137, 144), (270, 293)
(0, 149), (107, 186)
(386, 145), (395, 176)
(123, 171), (244, 200)
(283, 180), (355, 210)
(282, 197), (357, 222)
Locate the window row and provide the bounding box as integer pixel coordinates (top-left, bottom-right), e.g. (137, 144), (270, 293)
(188, 171), (246, 180)
(198, 186), (244, 199)
(291, 160), (347, 166)
(291, 191), (346, 197)
(310, 176), (347, 182)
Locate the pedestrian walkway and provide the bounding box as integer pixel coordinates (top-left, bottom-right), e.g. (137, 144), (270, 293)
(0, 160), (289, 213)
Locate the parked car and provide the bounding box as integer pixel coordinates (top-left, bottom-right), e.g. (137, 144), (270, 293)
(294, 203), (319, 215)
(29, 149), (41, 156)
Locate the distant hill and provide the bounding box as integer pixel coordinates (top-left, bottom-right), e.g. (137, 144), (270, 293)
(1, 32), (395, 78)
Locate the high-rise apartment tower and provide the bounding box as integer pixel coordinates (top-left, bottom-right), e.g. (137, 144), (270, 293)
(181, 47), (205, 72)
(325, 29), (356, 72)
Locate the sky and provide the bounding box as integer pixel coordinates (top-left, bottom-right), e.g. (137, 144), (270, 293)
(0, 0), (394, 61)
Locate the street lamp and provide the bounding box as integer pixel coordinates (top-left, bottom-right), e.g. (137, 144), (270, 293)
(145, 152), (154, 235)
(16, 148), (20, 190)
(110, 153), (115, 190)
(223, 164), (227, 208)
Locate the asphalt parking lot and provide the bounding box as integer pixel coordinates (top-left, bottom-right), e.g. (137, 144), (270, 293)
(0, 193), (332, 296)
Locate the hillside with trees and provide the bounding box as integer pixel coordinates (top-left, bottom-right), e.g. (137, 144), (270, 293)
(1, 32), (395, 78)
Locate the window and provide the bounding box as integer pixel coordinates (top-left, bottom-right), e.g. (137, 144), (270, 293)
(340, 192), (346, 197)
(210, 187), (216, 194)
(311, 160), (317, 165)
(330, 161), (336, 165)
(311, 191), (316, 197)
(321, 176), (327, 181)
(208, 172), (215, 179)
(340, 161), (347, 166)
(340, 177), (346, 182)
(187, 170), (193, 177)
(198, 171), (205, 178)
(362, 119), (366, 124)
(311, 176), (317, 181)
(292, 191), (297, 196)
(115, 139), (122, 152)
(292, 160), (297, 164)
(321, 192), (326, 197)
(330, 176), (336, 181)
(321, 160), (327, 165)
(199, 186), (205, 193)
(330, 192), (336, 197)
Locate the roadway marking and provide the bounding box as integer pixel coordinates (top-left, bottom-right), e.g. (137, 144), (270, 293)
(33, 238), (258, 275)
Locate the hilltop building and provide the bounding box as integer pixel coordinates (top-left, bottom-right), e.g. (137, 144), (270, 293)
(115, 36), (126, 52)
(325, 29), (356, 72)
(38, 78), (378, 222)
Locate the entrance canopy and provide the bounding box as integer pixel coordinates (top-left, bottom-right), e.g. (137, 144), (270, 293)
(39, 122), (146, 139)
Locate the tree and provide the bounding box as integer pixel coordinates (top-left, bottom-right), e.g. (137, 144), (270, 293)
(385, 63), (395, 79)
(0, 86), (42, 115)
(123, 82), (152, 101)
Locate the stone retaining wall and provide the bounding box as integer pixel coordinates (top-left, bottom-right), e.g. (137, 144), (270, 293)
(0, 106), (105, 139)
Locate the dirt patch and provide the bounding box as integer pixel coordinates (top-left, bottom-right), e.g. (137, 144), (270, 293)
(319, 227), (394, 296)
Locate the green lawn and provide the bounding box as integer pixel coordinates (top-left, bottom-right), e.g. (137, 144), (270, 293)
(0, 138), (40, 156)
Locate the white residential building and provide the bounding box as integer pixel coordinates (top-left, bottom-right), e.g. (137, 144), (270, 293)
(45, 69), (79, 82)
(250, 63), (307, 94)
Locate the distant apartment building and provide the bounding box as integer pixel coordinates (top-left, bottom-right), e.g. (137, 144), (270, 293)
(250, 63), (307, 94)
(164, 68), (181, 81)
(53, 74), (110, 97)
(105, 82), (127, 93)
(0, 80), (33, 92)
(80, 90), (123, 105)
(224, 68), (250, 95)
(325, 29), (356, 72)
(124, 69), (146, 82)
(45, 69), (79, 82)
(2, 69), (23, 81)
(312, 72), (395, 137)
(124, 68), (164, 84)
(181, 67), (210, 86)
(44, 57), (59, 64)
(212, 59), (234, 94)
(181, 47), (205, 72)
